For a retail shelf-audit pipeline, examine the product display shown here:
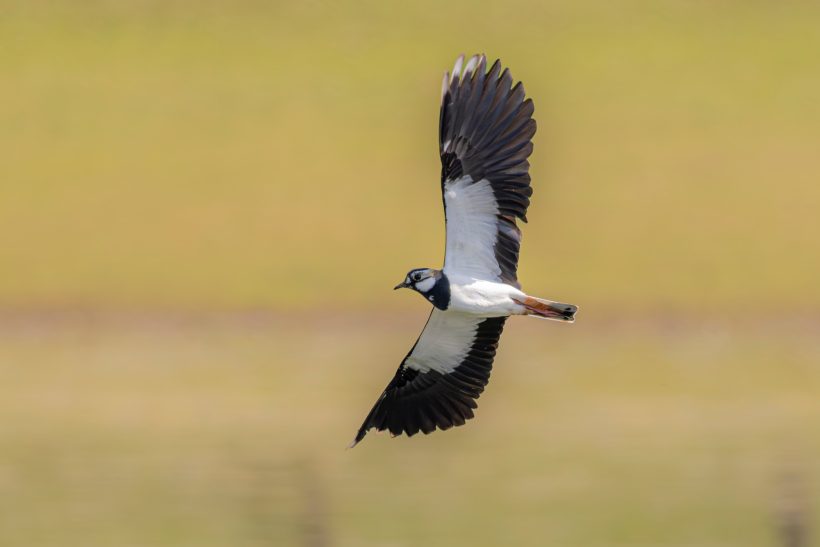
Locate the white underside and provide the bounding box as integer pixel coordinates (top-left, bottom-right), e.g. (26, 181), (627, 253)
(404, 310), (478, 374)
(402, 174), (530, 375)
(447, 274), (527, 317)
(403, 280), (525, 374)
(443, 176), (503, 282)
(441, 175), (526, 317)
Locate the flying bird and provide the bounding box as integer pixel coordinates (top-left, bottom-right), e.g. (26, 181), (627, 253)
(351, 54), (577, 446)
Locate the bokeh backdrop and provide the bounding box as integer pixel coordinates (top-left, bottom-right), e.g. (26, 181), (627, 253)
(1, 1), (819, 546)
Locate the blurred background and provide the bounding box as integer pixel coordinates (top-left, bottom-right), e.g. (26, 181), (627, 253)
(2, 1), (819, 545)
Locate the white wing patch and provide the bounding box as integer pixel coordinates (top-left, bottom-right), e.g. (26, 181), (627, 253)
(404, 310), (479, 374)
(443, 176), (501, 280)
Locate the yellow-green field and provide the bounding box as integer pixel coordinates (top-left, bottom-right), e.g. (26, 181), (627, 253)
(1, 314), (818, 546)
(3, 1), (820, 312)
(2, 1), (819, 545)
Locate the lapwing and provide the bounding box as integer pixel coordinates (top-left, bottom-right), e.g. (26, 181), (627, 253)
(351, 54), (577, 446)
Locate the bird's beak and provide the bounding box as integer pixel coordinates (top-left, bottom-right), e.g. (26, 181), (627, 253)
(394, 281), (408, 290)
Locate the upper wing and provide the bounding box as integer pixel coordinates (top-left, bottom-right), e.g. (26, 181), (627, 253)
(439, 54), (536, 287)
(351, 310), (506, 446)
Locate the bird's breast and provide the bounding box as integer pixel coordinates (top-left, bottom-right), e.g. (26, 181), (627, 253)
(447, 278), (524, 316)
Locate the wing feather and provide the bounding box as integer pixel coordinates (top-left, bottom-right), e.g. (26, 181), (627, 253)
(352, 311), (506, 446)
(440, 55), (535, 286)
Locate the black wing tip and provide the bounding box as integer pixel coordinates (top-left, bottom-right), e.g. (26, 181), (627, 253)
(348, 431), (365, 449)
(441, 53), (501, 103)
(351, 316), (506, 446)
(439, 53), (535, 188)
(449, 53), (488, 79)
(352, 400), (479, 445)
(350, 367), (489, 444)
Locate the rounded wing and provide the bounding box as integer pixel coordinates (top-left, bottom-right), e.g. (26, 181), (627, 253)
(351, 311), (506, 446)
(439, 54), (536, 287)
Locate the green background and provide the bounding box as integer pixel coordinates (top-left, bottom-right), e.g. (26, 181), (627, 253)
(1, 1), (818, 545)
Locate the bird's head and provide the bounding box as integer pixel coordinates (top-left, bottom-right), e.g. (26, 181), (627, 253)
(394, 268), (439, 294)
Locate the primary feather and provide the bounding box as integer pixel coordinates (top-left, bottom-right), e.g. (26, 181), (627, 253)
(440, 54), (535, 287)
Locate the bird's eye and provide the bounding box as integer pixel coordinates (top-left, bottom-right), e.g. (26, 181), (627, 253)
(412, 273), (421, 281)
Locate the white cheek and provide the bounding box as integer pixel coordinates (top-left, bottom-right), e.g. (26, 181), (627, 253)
(415, 277), (435, 292)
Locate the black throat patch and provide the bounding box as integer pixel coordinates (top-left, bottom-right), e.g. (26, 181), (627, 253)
(421, 272), (450, 310)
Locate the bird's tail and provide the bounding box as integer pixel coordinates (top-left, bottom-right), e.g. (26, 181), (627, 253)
(514, 296), (577, 323)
